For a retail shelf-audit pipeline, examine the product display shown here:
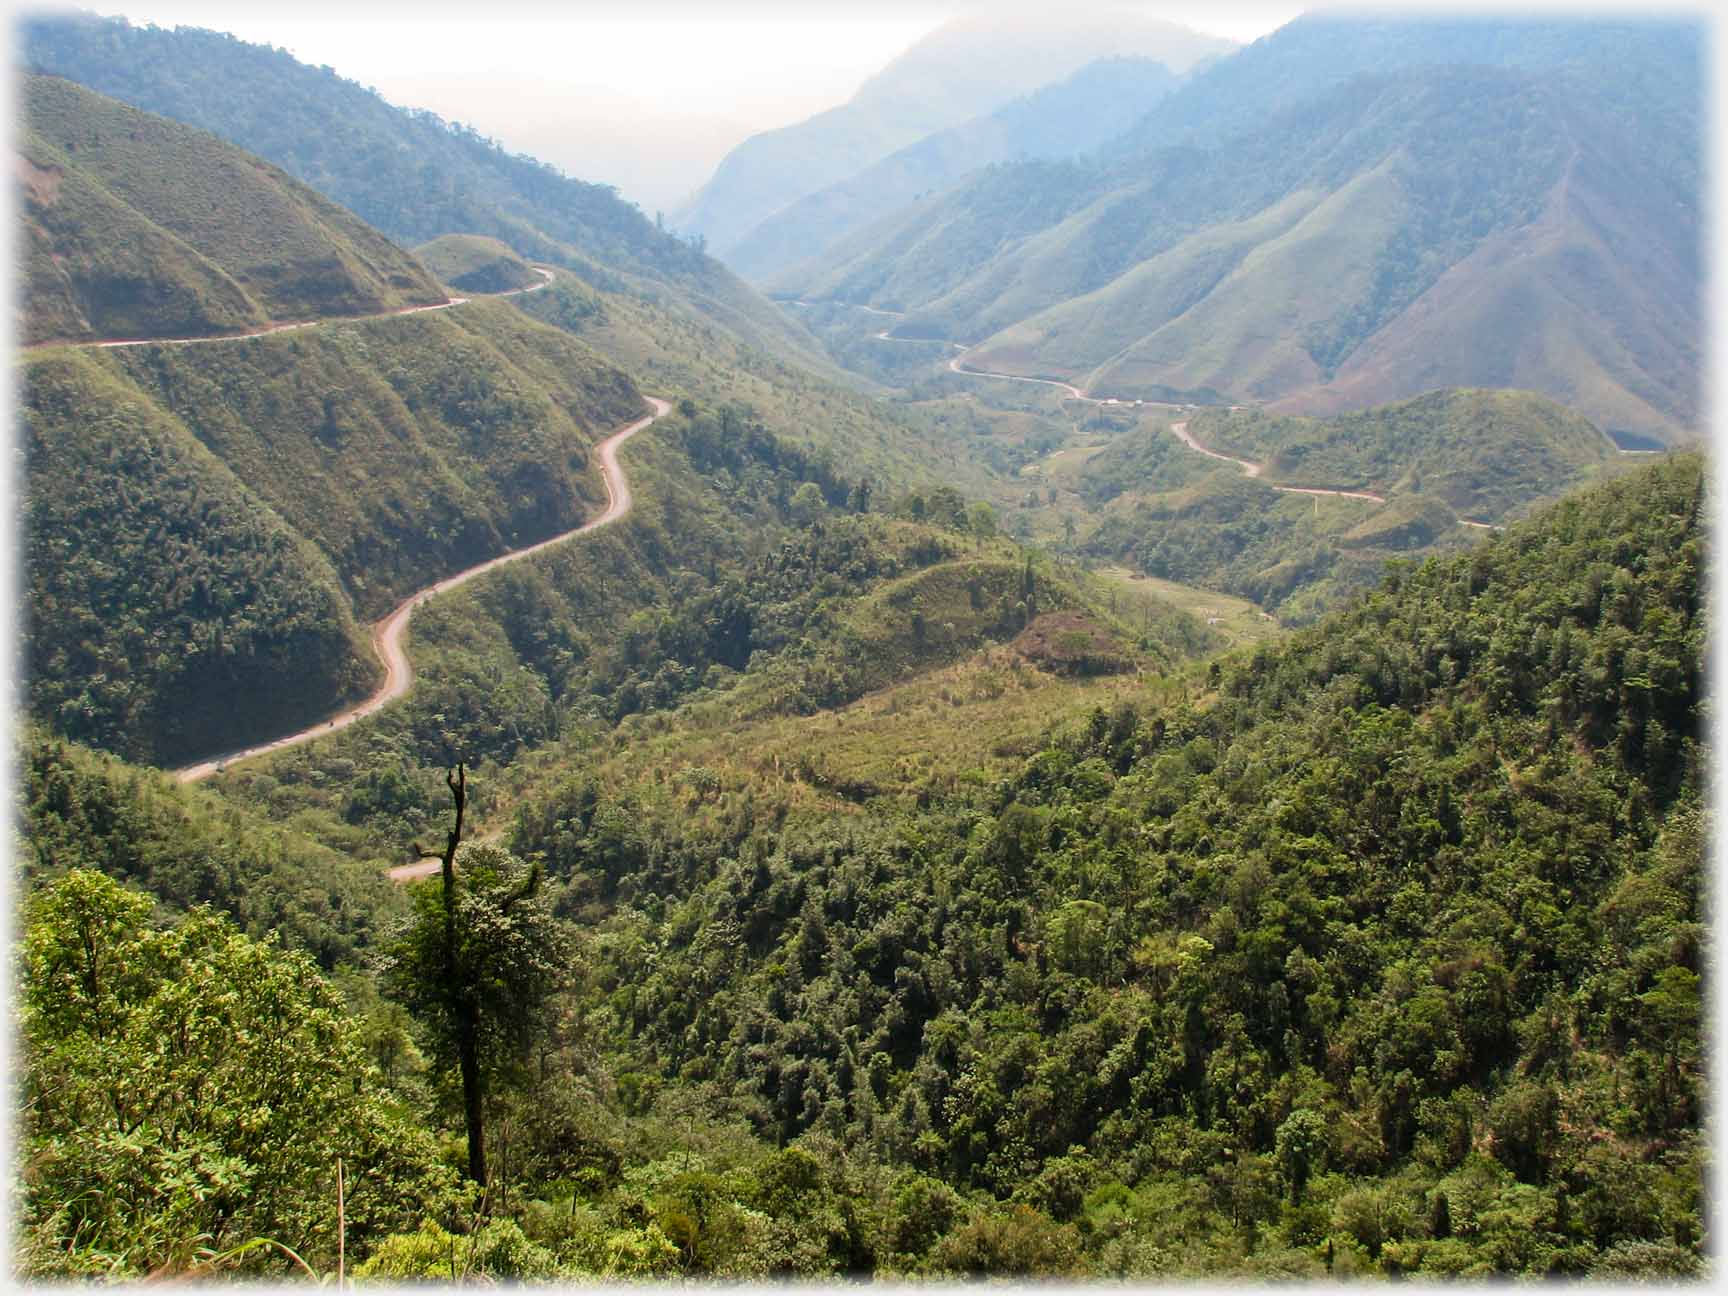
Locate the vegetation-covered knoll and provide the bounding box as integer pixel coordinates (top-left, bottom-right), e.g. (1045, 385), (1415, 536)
(24, 300), (647, 764)
(415, 234), (541, 294)
(784, 19), (1698, 444)
(495, 453), (1701, 1278)
(20, 74), (443, 344)
(1079, 471), (1440, 624)
(21, 13), (832, 375)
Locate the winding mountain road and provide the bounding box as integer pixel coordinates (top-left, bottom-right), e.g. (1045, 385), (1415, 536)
(812, 300), (1539, 524)
(61, 266), (554, 351)
(49, 262), (661, 784)
(173, 394), (668, 784)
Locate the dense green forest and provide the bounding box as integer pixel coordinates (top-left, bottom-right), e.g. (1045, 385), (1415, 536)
(13, 12), (1707, 1284)
(18, 455), (1704, 1280)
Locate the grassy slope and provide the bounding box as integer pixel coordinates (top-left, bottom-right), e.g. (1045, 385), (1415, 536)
(779, 44), (1697, 443)
(1280, 132), (1700, 444)
(414, 235), (540, 293)
(21, 75), (445, 344)
(20, 13), (835, 377)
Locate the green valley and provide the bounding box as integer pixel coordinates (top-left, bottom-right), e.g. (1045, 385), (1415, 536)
(12, 8), (1708, 1286)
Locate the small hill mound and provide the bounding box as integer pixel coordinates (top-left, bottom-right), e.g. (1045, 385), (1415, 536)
(20, 74), (445, 344)
(415, 235), (540, 294)
(1012, 611), (1134, 675)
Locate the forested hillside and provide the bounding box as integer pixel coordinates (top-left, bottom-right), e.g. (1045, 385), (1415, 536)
(496, 452), (1705, 1278)
(24, 296), (650, 764)
(19, 452), (1701, 1280)
(13, 9), (1707, 1285)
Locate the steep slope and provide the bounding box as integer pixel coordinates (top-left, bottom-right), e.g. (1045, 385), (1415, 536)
(783, 18), (1699, 444)
(24, 301), (649, 766)
(20, 74), (444, 344)
(1271, 136), (1700, 444)
(732, 58), (1180, 283)
(18, 84), (664, 766)
(19, 11), (831, 374)
(677, 9), (1230, 258)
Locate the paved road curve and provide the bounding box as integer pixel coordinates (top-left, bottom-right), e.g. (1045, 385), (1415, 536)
(174, 394), (668, 784)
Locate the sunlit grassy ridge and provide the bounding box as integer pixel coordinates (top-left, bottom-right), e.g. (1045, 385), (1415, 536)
(415, 234), (541, 294)
(22, 74), (444, 344)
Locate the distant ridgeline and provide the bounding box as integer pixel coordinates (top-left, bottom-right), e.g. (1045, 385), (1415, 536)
(779, 15), (1700, 447)
(20, 10), (834, 376)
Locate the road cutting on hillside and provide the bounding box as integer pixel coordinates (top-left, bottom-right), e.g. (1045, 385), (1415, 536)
(173, 393), (667, 784)
(67, 265), (554, 350)
(79, 262), (665, 784)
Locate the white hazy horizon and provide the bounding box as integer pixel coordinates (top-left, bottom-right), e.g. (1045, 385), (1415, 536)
(64, 2), (1305, 211)
(26, 2), (1660, 213)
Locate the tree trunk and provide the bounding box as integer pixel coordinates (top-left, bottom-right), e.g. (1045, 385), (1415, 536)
(440, 764), (487, 1187)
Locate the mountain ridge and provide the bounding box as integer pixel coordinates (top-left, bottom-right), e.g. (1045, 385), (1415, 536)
(778, 22), (1699, 444)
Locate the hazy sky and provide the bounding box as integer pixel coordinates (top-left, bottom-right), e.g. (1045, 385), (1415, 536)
(24, 3), (1697, 212)
(71, 3), (1306, 211)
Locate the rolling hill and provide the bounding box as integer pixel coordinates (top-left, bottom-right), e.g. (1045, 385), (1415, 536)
(414, 234), (542, 294)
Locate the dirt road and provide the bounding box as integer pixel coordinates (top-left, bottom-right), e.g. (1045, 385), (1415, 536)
(174, 395), (667, 784)
(57, 264), (552, 351)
